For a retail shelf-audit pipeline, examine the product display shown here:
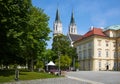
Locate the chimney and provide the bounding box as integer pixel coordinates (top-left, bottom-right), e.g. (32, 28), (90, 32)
(90, 26), (94, 30)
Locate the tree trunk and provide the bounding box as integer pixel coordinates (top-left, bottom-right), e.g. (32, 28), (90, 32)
(30, 58), (34, 72)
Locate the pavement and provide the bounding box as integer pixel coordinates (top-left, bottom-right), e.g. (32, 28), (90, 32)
(66, 71), (120, 84)
(3, 77), (90, 84)
(3, 71), (120, 84)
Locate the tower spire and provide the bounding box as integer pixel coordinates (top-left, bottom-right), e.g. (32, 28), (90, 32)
(55, 8), (61, 23)
(68, 10), (77, 34)
(70, 11), (75, 25)
(53, 8), (62, 36)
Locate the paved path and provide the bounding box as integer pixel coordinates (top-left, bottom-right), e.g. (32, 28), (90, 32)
(3, 71), (120, 84)
(3, 77), (90, 84)
(66, 71), (120, 84)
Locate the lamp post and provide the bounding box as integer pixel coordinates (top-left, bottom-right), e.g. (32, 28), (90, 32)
(56, 36), (61, 76)
(58, 51), (61, 76)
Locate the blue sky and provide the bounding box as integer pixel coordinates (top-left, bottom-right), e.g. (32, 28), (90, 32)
(32, 0), (120, 49)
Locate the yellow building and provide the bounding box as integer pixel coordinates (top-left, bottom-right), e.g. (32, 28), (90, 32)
(74, 25), (120, 71)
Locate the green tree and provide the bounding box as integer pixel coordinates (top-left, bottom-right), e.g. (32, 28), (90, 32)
(39, 49), (54, 64)
(0, 0), (51, 71)
(36, 60), (44, 71)
(52, 34), (77, 68)
(22, 6), (51, 71)
(55, 55), (72, 70)
(0, 0), (31, 67)
(75, 61), (79, 70)
(52, 34), (71, 60)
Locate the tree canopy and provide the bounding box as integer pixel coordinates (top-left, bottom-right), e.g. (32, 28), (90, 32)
(55, 55), (72, 70)
(52, 34), (77, 69)
(52, 34), (77, 59)
(0, 0), (31, 66)
(0, 0), (51, 71)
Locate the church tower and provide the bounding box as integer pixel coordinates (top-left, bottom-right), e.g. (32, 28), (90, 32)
(67, 11), (82, 47)
(53, 9), (62, 36)
(68, 11), (77, 34)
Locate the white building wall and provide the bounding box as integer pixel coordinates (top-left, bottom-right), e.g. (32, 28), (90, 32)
(93, 36), (115, 71)
(76, 38), (94, 70)
(76, 35), (116, 71)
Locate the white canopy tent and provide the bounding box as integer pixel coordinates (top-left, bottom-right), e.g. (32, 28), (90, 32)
(47, 61), (55, 66)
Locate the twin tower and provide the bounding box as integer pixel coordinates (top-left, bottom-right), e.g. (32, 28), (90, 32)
(53, 9), (77, 36)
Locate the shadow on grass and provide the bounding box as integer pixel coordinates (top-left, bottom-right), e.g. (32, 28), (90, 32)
(19, 73), (27, 75)
(0, 69), (28, 77)
(0, 70), (15, 77)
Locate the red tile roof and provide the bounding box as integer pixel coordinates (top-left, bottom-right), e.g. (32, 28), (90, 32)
(84, 27), (106, 37)
(74, 27), (106, 43)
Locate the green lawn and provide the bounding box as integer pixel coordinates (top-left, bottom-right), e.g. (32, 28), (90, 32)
(0, 70), (59, 83)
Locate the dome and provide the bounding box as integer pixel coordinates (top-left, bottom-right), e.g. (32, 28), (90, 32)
(104, 25), (120, 31)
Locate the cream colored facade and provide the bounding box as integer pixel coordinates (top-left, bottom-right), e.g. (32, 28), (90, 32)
(74, 25), (120, 71)
(93, 36), (115, 71)
(115, 29), (120, 70)
(75, 36), (115, 71)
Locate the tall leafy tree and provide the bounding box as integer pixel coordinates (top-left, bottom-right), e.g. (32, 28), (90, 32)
(0, 0), (31, 67)
(36, 49), (54, 71)
(0, 0), (51, 71)
(22, 6), (51, 71)
(52, 34), (70, 61)
(55, 55), (72, 70)
(39, 49), (54, 64)
(52, 34), (77, 68)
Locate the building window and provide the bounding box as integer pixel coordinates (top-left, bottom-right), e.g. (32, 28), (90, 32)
(84, 44), (86, 48)
(98, 50), (101, 57)
(106, 50), (109, 57)
(83, 50), (87, 59)
(118, 43), (120, 47)
(119, 52), (120, 57)
(79, 46), (81, 50)
(114, 51), (116, 57)
(114, 63), (117, 67)
(88, 49), (92, 58)
(71, 28), (73, 33)
(99, 61), (101, 70)
(98, 40), (101, 46)
(113, 42), (116, 47)
(106, 61), (109, 65)
(99, 61), (101, 67)
(79, 51), (82, 59)
(56, 26), (57, 30)
(114, 63), (117, 70)
(106, 41), (109, 47)
(74, 28), (75, 33)
(88, 42), (91, 47)
(88, 61), (91, 70)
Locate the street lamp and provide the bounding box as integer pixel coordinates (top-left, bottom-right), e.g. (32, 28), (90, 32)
(56, 36), (61, 76)
(58, 51), (61, 76)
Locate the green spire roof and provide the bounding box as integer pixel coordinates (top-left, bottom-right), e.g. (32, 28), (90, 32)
(70, 11), (75, 25)
(104, 25), (120, 30)
(55, 9), (61, 23)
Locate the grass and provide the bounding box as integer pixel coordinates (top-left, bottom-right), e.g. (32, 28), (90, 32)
(0, 70), (59, 83)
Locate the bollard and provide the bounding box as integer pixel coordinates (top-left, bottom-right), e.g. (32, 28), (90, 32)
(15, 69), (19, 81)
